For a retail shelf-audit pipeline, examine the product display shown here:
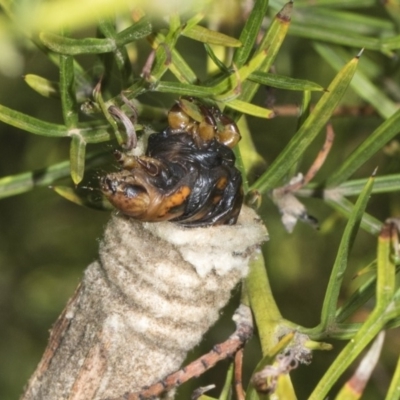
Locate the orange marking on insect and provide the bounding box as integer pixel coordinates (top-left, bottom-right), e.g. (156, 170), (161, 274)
(157, 186), (191, 217)
(216, 177), (228, 190)
(212, 195), (222, 204)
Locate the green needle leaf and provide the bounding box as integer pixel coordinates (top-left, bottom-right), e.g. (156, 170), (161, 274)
(60, 53), (78, 128)
(155, 81), (215, 97)
(114, 17), (152, 45)
(386, 354), (400, 400)
(0, 152), (106, 199)
(325, 174), (400, 196)
(325, 196), (382, 236)
(314, 43), (398, 119)
(168, 48), (198, 83)
(309, 217), (397, 400)
(40, 32), (117, 54)
(182, 25), (242, 47)
(238, 1), (293, 110)
(24, 74), (60, 98)
(219, 363), (234, 400)
(293, 8), (394, 36)
(251, 51), (360, 193)
(146, 31), (198, 84)
(70, 134), (86, 184)
(224, 99), (274, 118)
(376, 222), (397, 307)
(97, 18), (133, 85)
(335, 271), (377, 325)
(327, 108), (400, 187)
(212, 50), (268, 97)
(40, 17), (151, 55)
(249, 71), (324, 91)
(288, 24), (383, 51)
(334, 332), (385, 400)
(0, 103), (67, 136)
(233, 0), (269, 67)
(318, 172), (376, 332)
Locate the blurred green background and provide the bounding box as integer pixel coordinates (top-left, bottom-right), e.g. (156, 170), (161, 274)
(1, 1), (400, 399)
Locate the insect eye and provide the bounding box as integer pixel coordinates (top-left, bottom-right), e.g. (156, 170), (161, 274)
(124, 184), (147, 198)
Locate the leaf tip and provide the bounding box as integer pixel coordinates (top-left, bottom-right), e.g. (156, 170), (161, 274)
(277, 2), (293, 22)
(356, 48), (364, 59)
(71, 175), (83, 186)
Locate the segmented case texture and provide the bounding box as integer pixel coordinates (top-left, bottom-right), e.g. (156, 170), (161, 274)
(21, 206), (268, 400)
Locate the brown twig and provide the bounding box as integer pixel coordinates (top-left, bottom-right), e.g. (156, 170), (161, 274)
(271, 124), (335, 232)
(108, 304), (253, 400)
(302, 123), (335, 185)
(234, 349), (245, 400)
(283, 123), (335, 193)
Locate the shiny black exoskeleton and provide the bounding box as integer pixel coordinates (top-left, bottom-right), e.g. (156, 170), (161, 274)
(100, 98), (243, 227)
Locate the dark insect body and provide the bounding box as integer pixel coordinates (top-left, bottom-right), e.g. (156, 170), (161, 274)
(100, 98), (243, 227)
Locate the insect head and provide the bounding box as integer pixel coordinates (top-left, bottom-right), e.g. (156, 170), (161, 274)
(100, 97), (244, 227)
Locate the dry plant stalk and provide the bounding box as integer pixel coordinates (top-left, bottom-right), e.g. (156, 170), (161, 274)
(21, 206), (268, 400)
(271, 124), (335, 232)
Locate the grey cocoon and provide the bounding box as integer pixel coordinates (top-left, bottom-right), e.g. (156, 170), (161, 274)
(21, 206), (268, 400)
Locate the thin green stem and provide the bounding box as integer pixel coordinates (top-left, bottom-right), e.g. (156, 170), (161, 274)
(0, 152), (107, 199)
(386, 354), (400, 400)
(245, 254), (282, 356)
